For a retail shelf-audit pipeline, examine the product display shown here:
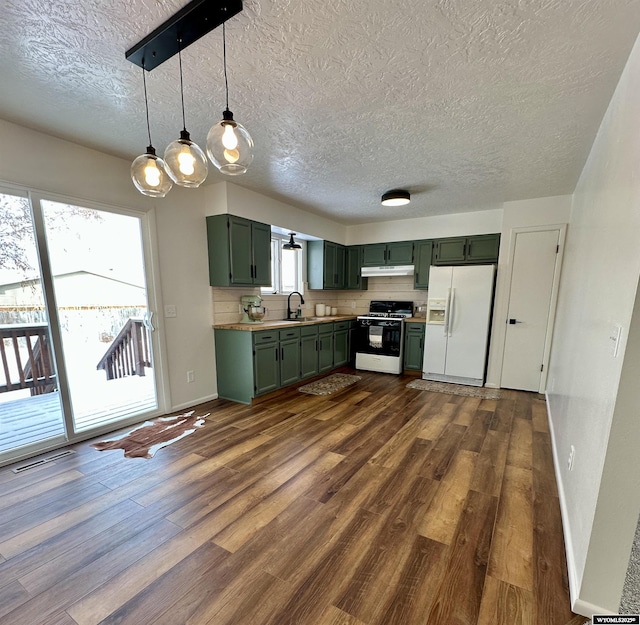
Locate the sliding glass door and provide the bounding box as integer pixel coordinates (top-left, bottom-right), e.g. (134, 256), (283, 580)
(0, 189), (65, 458)
(0, 189), (162, 466)
(40, 200), (159, 432)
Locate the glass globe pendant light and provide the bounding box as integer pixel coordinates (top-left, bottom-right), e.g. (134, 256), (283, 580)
(131, 65), (173, 197)
(164, 46), (208, 187)
(206, 23), (254, 176)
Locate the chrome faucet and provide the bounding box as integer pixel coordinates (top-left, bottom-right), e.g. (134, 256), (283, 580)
(287, 291), (305, 319)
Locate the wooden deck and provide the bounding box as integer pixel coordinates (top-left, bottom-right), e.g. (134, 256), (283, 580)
(0, 373), (157, 456)
(0, 392), (65, 454)
(0, 369), (582, 625)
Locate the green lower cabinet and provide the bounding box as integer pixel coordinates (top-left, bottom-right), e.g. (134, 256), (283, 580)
(333, 321), (350, 367)
(404, 322), (426, 371)
(254, 341), (280, 395)
(318, 327), (334, 372)
(279, 337), (301, 386)
(300, 326), (319, 379)
(215, 320), (356, 404)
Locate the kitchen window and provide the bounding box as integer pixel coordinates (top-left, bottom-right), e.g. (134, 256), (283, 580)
(261, 233), (304, 295)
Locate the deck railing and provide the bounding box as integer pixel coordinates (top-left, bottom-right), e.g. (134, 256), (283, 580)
(96, 318), (151, 380)
(0, 323), (57, 395)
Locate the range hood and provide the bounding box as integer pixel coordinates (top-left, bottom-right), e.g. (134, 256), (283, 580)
(361, 265), (415, 277)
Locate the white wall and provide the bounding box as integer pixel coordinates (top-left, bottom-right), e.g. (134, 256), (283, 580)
(207, 182), (346, 243)
(547, 33), (640, 614)
(0, 119), (217, 412)
(345, 207), (503, 245)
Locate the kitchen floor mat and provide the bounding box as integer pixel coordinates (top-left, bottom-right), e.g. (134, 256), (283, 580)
(298, 373), (361, 396)
(406, 379), (502, 400)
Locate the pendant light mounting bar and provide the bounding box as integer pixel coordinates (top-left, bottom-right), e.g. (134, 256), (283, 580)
(126, 0), (243, 71)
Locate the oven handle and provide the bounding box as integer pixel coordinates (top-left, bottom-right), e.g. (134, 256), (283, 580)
(443, 288), (452, 336)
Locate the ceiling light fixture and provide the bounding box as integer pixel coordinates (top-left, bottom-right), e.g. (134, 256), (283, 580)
(282, 233), (302, 250)
(130, 66), (173, 198)
(206, 22), (254, 176)
(163, 46), (208, 187)
(126, 0), (244, 196)
(381, 189), (411, 207)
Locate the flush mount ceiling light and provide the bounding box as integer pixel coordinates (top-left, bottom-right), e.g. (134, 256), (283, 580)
(282, 233), (302, 250)
(130, 66), (173, 198)
(381, 189), (411, 207)
(163, 47), (208, 187)
(206, 22), (254, 176)
(126, 0), (245, 196)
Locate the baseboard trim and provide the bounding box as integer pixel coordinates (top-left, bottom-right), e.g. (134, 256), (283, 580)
(171, 393), (218, 412)
(544, 392), (608, 618)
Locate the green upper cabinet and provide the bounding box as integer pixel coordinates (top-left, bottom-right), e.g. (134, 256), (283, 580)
(361, 243), (386, 266)
(433, 237), (466, 264)
(345, 246), (368, 290)
(308, 240), (346, 290)
(466, 234), (501, 262)
(362, 241), (414, 266)
(413, 239), (434, 289)
(433, 234), (500, 266)
(207, 214), (272, 287)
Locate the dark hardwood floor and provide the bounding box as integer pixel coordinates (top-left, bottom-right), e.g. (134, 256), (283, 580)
(0, 368), (583, 625)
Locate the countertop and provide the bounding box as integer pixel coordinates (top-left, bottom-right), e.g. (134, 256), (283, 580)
(213, 315), (358, 331)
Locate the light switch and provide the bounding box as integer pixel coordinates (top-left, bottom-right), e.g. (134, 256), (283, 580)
(164, 304), (177, 318)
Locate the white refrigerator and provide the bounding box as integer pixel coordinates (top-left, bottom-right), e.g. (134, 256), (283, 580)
(423, 264), (496, 387)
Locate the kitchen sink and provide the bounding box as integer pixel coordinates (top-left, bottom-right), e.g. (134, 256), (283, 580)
(283, 317), (321, 322)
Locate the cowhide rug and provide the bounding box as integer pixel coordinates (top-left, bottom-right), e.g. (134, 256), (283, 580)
(91, 410), (209, 459)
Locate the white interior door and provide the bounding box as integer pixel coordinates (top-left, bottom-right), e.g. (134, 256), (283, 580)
(501, 228), (561, 392)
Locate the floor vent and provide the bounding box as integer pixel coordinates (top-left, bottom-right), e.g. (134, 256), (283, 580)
(12, 449), (76, 473)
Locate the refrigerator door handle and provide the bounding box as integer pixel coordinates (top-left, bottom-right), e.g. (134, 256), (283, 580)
(443, 288), (452, 335)
(448, 288), (455, 337)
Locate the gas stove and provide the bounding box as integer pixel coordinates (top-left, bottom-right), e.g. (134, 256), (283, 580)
(355, 301), (414, 375)
(357, 300), (414, 321)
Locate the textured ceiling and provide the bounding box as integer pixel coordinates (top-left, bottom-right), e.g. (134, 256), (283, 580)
(1, 0), (640, 224)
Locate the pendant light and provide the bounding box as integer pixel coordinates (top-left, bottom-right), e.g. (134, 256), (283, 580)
(381, 189), (411, 206)
(206, 22), (254, 176)
(282, 233), (302, 250)
(164, 46), (208, 187)
(131, 66), (173, 197)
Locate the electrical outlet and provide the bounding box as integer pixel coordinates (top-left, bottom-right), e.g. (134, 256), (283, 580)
(239, 303), (244, 314)
(351, 301), (356, 308)
(164, 304), (177, 318)
(568, 445), (575, 471)
(187, 370), (195, 383)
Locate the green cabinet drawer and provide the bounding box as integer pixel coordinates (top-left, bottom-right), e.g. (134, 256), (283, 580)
(278, 327), (300, 341)
(333, 321), (350, 331)
(253, 330), (278, 345)
(318, 323), (334, 335)
(300, 324), (319, 337)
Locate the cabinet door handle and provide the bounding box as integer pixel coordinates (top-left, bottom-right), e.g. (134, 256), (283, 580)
(275, 347), (279, 361)
(281, 347), (284, 360)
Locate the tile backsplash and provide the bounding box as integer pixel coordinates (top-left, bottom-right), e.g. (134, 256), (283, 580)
(212, 276), (428, 325)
